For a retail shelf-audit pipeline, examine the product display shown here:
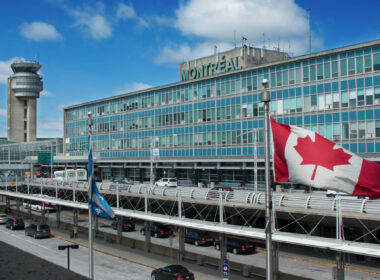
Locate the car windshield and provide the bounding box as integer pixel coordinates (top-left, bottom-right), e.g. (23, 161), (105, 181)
(169, 179), (176, 182)
(38, 225), (49, 230)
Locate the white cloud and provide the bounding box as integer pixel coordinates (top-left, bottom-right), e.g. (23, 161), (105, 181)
(20, 22), (62, 42)
(116, 3), (136, 20)
(69, 4), (112, 40)
(0, 57), (25, 84)
(37, 117), (63, 138)
(155, 0), (317, 61)
(41, 90), (54, 97)
(155, 42), (234, 64)
(116, 3), (149, 29)
(114, 82), (152, 95)
(0, 109), (7, 118)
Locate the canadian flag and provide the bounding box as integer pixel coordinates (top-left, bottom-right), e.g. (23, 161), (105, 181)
(270, 117), (380, 198)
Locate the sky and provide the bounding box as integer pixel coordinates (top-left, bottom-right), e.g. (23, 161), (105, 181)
(0, 0), (379, 138)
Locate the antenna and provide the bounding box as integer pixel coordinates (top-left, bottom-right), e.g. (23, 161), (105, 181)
(37, 52), (40, 63)
(263, 33), (266, 49)
(308, 8), (311, 55)
(214, 45), (217, 55)
(234, 30), (236, 48)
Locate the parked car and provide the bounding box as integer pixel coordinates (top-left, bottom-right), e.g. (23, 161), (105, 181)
(185, 230), (215, 246)
(140, 223), (173, 238)
(326, 190), (350, 197)
(210, 186), (233, 192)
(151, 265), (194, 280)
(112, 178), (133, 185)
(0, 214), (8, 224)
(214, 237), (256, 255)
(25, 224), (51, 239)
(111, 217), (135, 232)
(5, 217), (25, 230)
(155, 178), (177, 188)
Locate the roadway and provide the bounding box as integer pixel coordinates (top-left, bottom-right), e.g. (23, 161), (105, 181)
(9, 205), (380, 280)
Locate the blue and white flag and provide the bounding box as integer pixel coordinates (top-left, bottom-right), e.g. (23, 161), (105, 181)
(90, 178), (115, 219)
(88, 145), (114, 219)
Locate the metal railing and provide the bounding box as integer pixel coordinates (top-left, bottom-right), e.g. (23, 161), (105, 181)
(18, 178), (380, 215)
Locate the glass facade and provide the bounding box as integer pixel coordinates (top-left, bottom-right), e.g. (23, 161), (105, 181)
(64, 41), (380, 184)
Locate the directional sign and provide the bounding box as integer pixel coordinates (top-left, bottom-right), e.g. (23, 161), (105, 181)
(222, 258), (229, 277)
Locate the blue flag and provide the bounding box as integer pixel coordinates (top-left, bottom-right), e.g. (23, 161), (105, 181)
(90, 178), (115, 219)
(88, 145), (114, 219)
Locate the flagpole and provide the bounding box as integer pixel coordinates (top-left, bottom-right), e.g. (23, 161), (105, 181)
(88, 112), (94, 280)
(262, 79), (273, 280)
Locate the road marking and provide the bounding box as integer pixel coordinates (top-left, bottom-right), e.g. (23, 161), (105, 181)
(256, 248), (380, 275)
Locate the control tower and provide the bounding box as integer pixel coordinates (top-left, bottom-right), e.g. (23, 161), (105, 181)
(7, 60), (43, 142)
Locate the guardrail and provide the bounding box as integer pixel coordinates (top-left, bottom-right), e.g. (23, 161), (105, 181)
(14, 178), (380, 215)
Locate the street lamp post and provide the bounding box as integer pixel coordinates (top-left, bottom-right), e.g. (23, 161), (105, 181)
(58, 244), (79, 270)
(262, 78), (273, 280)
(150, 137), (159, 187)
(87, 112), (94, 280)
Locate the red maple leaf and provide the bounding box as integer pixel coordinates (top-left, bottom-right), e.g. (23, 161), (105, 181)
(293, 133), (352, 180)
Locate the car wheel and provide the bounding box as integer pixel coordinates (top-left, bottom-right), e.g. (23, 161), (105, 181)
(155, 184), (158, 187)
(154, 233), (158, 238)
(233, 248), (238, 254)
(195, 241), (199, 246)
(11, 226), (14, 230)
(215, 244), (220, 250)
(151, 274), (156, 280)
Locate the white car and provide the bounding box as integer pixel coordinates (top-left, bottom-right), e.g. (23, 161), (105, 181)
(0, 214), (8, 224)
(155, 178), (177, 188)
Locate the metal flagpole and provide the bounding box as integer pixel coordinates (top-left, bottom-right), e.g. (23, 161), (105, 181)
(262, 78), (273, 280)
(88, 112), (94, 279)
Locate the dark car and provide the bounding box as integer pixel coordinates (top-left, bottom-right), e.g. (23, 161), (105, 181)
(211, 186), (234, 192)
(5, 217), (25, 230)
(185, 230), (215, 246)
(214, 237), (256, 255)
(151, 265), (194, 280)
(140, 223), (173, 238)
(25, 224), (51, 239)
(111, 218), (135, 232)
(112, 178), (133, 185)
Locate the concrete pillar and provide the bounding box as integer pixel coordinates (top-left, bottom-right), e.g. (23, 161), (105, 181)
(73, 208), (78, 226)
(335, 251), (345, 280)
(219, 233), (227, 272)
(194, 169), (199, 185)
(28, 202), (32, 218)
(41, 203), (46, 223)
(217, 169), (222, 184)
(16, 199), (20, 215)
(117, 216), (122, 244)
(273, 242), (279, 280)
(242, 169), (248, 186)
(55, 205), (61, 228)
(139, 168), (144, 183)
(30, 164), (35, 183)
(178, 227), (185, 261)
(144, 221), (151, 252)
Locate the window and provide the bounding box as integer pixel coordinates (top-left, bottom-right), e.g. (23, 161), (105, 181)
(376, 120), (380, 138)
(333, 92), (340, 109)
(348, 57), (355, 75)
(357, 89), (364, 106)
(332, 61), (339, 78)
(350, 122), (357, 139)
(295, 67), (301, 84)
(317, 64), (323, 80)
(318, 95), (325, 110)
(324, 62), (331, 79)
(310, 65), (316, 81)
(303, 66), (309, 82)
(349, 90), (357, 107)
(283, 70), (288, 86)
(365, 55), (372, 72)
(342, 122), (349, 139)
(276, 71), (282, 87)
(356, 56), (363, 74)
(270, 72), (276, 88)
(358, 121), (365, 139)
(289, 69), (295, 84)
(375, 87), (380, 100)
(340, 59), (347, 76)
(373, 53), (380, 71)
(341, 91), (348, 108)
(366, 88), (374, 105)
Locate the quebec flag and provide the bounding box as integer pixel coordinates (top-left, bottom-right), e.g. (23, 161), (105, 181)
(88, 146), (115, 219)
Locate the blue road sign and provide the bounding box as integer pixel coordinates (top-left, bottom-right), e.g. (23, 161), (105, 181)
(222, 258), (229, 277)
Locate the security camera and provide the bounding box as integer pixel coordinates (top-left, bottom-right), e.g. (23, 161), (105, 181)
(88, 112), (92, 117)
(262, 79), (269, 87)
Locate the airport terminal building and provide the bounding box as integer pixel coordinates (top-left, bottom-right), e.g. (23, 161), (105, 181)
(63, 40), (380, 186)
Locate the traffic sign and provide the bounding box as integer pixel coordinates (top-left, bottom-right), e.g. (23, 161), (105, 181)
(222, 258), (229, 277)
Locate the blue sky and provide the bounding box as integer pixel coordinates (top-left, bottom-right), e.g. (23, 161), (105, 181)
(0, 0), (379, 138)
